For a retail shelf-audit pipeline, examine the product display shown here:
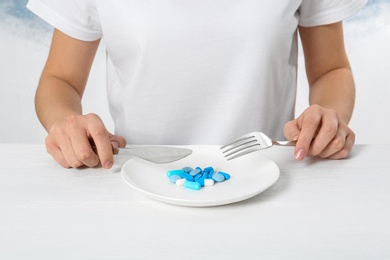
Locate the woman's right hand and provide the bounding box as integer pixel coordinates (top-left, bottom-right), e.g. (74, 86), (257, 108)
(45, 113), (126, 169)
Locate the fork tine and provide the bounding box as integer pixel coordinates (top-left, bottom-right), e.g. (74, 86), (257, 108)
(220, 136), (256, 154)
(220, 132), (258, 150)
(224, 144), (262, 160)
(221, 132), (263, 160)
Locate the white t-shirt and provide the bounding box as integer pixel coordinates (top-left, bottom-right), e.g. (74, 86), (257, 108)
(27, 0), (366, 145)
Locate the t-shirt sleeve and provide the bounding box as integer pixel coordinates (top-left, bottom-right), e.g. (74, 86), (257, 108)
(26, 0), (102, 41)
(299, 0), (368, 27)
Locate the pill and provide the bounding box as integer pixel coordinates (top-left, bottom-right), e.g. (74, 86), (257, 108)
(176, 178), (186, 186)
(207, 168), (215, 178)
(218, 171), (231, 180)
(182, 172), (194, 182)
(204, 166), (214, 172)
(194, 173), (202, 181)
(166, 169), (185, 177)
(167, 166), (231, 190)
(184, 181), (201, 190)
(182, 167), (193, 173)
(189, 168), (201, 176)
(197, 178), (205, 187)
(204, 179), (215, 186)
(169, 175), (182, 183)
(212, 173), (225, 182)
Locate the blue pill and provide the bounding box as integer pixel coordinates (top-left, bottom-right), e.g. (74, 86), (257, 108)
(184, 181), (201, 190)
(212, 173), (225, 182)
(169, 175), (182, 183)
(189, 168), (201, 176)
(204, 166), (214, 172)
(218, 171), (231, 180)
(182, 172), (194, 182)
(194, 173), (202, 181)
(207, 169), (214, 178)
(166, 169), (185, 177)
(197, 178), (205, 187)
(182, 167), (193, 173)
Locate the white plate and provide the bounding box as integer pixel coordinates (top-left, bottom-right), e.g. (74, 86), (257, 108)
(121, 145), (279, 207)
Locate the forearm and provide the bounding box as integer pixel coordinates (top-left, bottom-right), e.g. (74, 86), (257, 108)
(309, 67), (355, 124)
(35, 75), (83, 133)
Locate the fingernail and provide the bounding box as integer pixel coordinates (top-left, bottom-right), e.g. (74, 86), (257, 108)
(292, 135), (299, 141)
(104, 161), (113, 169)
(295, 149), (305, 161)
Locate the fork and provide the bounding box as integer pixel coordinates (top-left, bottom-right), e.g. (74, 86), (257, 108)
(220, 132), (296, 160)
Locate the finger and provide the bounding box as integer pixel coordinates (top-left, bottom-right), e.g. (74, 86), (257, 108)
(318, 132), (346, 158)
(85, 116), (114, 169)
(308, 111), (339, 156)
(109, 134), (127, 154)
(70, 131), (100, 168)
(45, 136), (71, 168)
(109, 134), (127, 148)
(57, 137), (83, 168)
(66, 115), (100, 167)
(294, 113), (322, 160)
(321, 128), (355, 159)
(328, 133), (355, 159)
(108, 137), (124, 155)
(46, 129), (83, 168)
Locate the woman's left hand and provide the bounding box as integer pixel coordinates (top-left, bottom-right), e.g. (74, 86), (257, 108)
(284, 104), (355, 160)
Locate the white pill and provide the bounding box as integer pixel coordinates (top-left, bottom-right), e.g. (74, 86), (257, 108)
(204, 179), (215, 186)
(176, 178), (186, 186)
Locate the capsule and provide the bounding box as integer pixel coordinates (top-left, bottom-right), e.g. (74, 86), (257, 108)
(166, 169), (185, 177)
(182, 172), (194, 182)
(169, 175), (182, 183)
(184, 181), (201, 190)
(176, 178), (186, 186)
(204, 179), (215, 186)
(218, 171), (231, 180)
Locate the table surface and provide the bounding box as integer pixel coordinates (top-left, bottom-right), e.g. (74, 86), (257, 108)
(0, 144), (389, 259)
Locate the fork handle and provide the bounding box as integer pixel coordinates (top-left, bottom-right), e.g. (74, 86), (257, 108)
(273, 140), (297, 146)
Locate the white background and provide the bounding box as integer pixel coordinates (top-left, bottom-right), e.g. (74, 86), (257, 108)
(0, 1), (389, 144)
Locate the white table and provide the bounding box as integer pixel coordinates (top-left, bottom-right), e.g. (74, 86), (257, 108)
(0, 144), (389, 259)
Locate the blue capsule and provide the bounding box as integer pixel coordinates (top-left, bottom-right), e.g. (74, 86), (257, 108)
(181, 172), (194, 182)
(194, 173), (202, 181)
(218, 171), (231, 180)
(184, 181), (201, 190)
(166, 169), (185, 177)
(206, 168), (215, 179)
(167, 166), (231, 190)
(204, 166), (214, 173)
(204, 179), (215, 186)
(169, 175), (182, 183)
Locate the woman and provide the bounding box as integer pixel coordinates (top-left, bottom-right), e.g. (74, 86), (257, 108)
(27, 0), (367, 168)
